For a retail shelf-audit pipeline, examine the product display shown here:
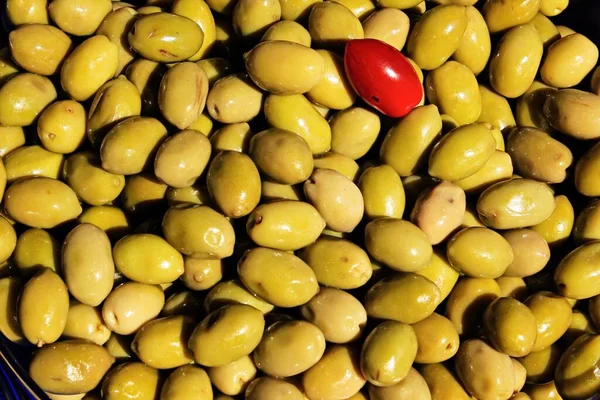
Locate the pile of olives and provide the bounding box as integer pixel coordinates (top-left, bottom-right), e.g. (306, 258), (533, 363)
(1, 0), (600, 399)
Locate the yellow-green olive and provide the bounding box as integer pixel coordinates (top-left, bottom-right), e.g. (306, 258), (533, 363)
(0, 277), (24, 343)
(154, 130), (211, 188)
(210, 123), (252, 153)
(525, 291), (573, 352)
(359, 165), (406, 220)
(523, 381), (562, 399)
(261, 20), (311, 46)
(4, 145), (63, 184)
(104, 334), (134, 360)
(313, 152), (360, 181)
(0, 126), (26, 158)
(531, 194), (574, 247)
(96, 7), (138, 77)
(102, 282), (165, 335)
(102, 362), (161, 400)
(238, 247), (319, 307)
(0, 73), (57, 127)
(161, 365), (213, 400)
(362, 8), (409, 51)
(62, 301), (111, 345)
(13, 228), (60, 277)
(121, 171), (168, 217)
(49, 0), (112, 36)
(206, 73), (263, 124)
(453, 150), (514, 194)
(516, 81), (557, 134)
(9, 24), (72, 76)
(125, 59), (166, 114)
(232, 0), (281, 39)
(484, 297), (538, 357)
(37, 100), (86, 154)
(502, 229), (551, 278)
(369, 368), (432, 400)
(166, 184), (212, 207)
(540, 0), (568, 16)
(63, 223), (115, 307)
(419, 363), (472, 400)
(204, 280), (274, 314)
(497, 276), (530, 301)
(6, 0), (49, 25)
(330, 106), (380, 160)
(4, 177), (81, 229)
(489, 25), (544, 99)
(188, 304), (265, 367)
(19, 268), (69, 347)
(518, 343), (562, 384)
(554, 334), (600, 400)
(529, 13), (561, 47)
(246, 377), (304, 400)
(477, 178), (556, 229)
(453, 6), (490, 75)
(483, 0), (541, 33)
(31, 341), (114, 395)
(416, 251), (460, 302)
(306, 49), (356, 110)
(172, 0), (217, 61)
(208, 356), (256, 396)
(308, 1), (364, 47)
(60, 36), (119, 102)
(412, 313), (459, 364)
(541, 33), (599, 88)
(197, 58), (235, 86)
(555, 242), (600, 299)
(445, 277), (501, 336)
(181, 257), (223, 291)
(545, 89), (600, 140)
(478, 85), (516, 132)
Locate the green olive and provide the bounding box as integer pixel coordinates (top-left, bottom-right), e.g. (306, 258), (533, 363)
(428, 123), (496, 181)
(208, 355), (256, 396)
(13, 228), (60, 278)
(363, 8), (410, 51)
(455, 339), (515, 400)
(181, 257), (223, 291)
(523, 381), (562, 400)
(211, 123), (252, 153)
(4, 145), (63, 184)
(232, 0), (281, 39)
(279, 0), (322, 21)
(411, 181), (466, 245)
(306, 49), (356, 110)
(541, 33), (598, 88)
(447, 227), (514, 278)
(518, 343), (562, 384)
(207, 151), (261, 218)
(101, 362), (161, 400)
(188, 304), (265, 367)
(368, 367), (431, 400)
(60, 36), (119, 101)
(489, 25), (544, 98)
(302, 345), (366, 400)
(62, 301), (111, 345)
(100, 116), (168, 175)
(205, 73), (263, 124)
(453, 6), (490, 75)
(131, 315), (195, 369)
(453, 149), (514, 194)
(254, 320), (326, 377)
(445, 277), (501, 336)
(483, 0), (541, 33)
(483, 297), (538, 357)
(247, 200), (325, 250)
(478, 85), (516, 131)
(261, 20), (311, 46)
(525, 291), (573, 352)
(301, 236), (372, 289)
(245, 41), (325, 95)
(554, 334), (600, 400)
(158, 62), (209, 129)
(125, 59), (166, 114)
(359, 165), (405, 220)
(37, 100), (86, 154)
(121, 171), (168, 217)
(264, 94), (332, 154)
(0, 73), (57, 127)
(530, 194), (574, 248)
(477, 178), (556, 229)
(425, 61), (482, 125)
(9, 24), (72, 76)
(365, 218), (432, 272)
(18, 268), (69, 347)
(419, 363), (472, 400)
(416, 250), (460, 302)
(49, 0), (112, 36)
(161, 365), (213, 400)
(31, 340), (114, 395)
(96, 7), (138, 77)
(250, 128), (314, 185)
(63, 223), (115, 307)
(361, 321), (417, 386)
(5, 177), (81, 229)
(172, 0), (217, 61)
(300, 287), (367, 344)
(555, 241), (600, 300)
(412, 313), (459, 364)
(63, 152), (125, 206)
(204, 280), (274, 314)
(246, 377), (304, 400)
(238, 247), (319, 307)
(507, 127), (572, 183)
(102, 282), (165, 335)
(365, 273), (440, 324)
(308, 1), (364, 47)
(113, 233), (184, 284)
(313, 152), (360, 181)
(0, 126), (26, 157)
(0, 277), (24, 343)
(502, 229), (550, 278)
(380, 105), (442, 177)
(330, 106), (380, 160)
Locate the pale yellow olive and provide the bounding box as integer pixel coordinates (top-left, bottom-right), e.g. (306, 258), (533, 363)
(161, 365), (213, 400)
(541, 33), (599, 88)
(62, 302), (111, 345)
(37, 100), (86, 154)
(330, 107), (380, 160)
(9, 24), (72, 76)
(206, 73), (264, 124)
(48, 0), (112, 36)
(502, 229), (551, 278)
(6, 0), (49, 25)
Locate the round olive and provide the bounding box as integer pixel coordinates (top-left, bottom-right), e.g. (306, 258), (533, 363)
(238, 247), (319, 307)
(208, 356), (256, 396)
(9, 24), (72, 76)
(96, 7), (138, 77)
(246, 377), (304, 400)
(301, 236), (372, 289)
(254, 320), (326, 377)
(49, 0), (112, 36)
(416, 250), (460, 302)
(188, 304), (265, 367)
(365, 273), (440, 324)
(37, 101), (86, 154)
(246, 200), (325, 250)
(102, 282), (165, 335)
(361, 321), (418, 386)
(477, 178), (556, 229)
(0, 277), (24, 343)
(302, 345), (366, 400)
(411, 181), (466, 245)
(368, 367), (432, 400)
(158, 62), (209, 129)
(419, 363), (472, 400)
(483, 0), (541, 33)
(541, 33), (598, 88)
(406, 5), (467, 70)
(455, 339), (515, 400)
(264, 94), (332, 154)
(101, 362), (161, 400)
(63, 223), (114, 307)
(30, 341), (114, 395)
(300, 287), (367, 343)
(555, 241), (600, 299)
(161, 365), (213, 400)
(330, 106), (380, 160)
(554, 334), (600, 400)
(62, 301), (111, 345)
(445, 277), (501, 336)
(425, 61), (482, 126)
(428, 123), (496, 181)
(412, 313), (459, 364)
(544, 89), (600, 140)
(0, 73), (57, 127)
(250, 128), (314, 184)
(64, 152), (125, 206)
(502, 229), (551, 278)
(483, 297), (538, 357)
(525, 291), (573, 352)
(131, 315), (195, 369)
(365, 218), (432, 272)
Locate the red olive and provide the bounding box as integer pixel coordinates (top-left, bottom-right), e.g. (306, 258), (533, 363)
(344, 38), (423, 118)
